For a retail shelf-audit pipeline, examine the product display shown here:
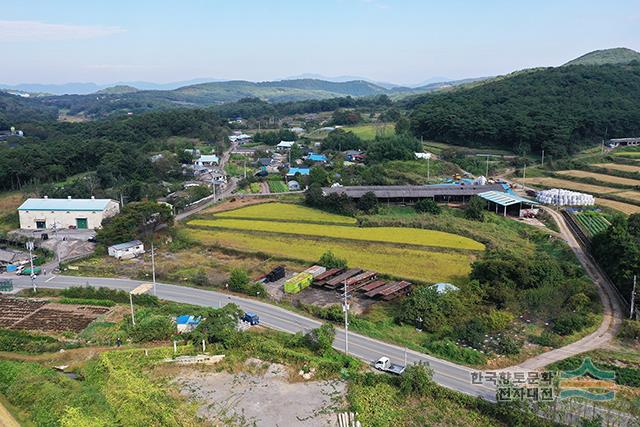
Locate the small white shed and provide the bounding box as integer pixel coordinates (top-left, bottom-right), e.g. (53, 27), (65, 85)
(108, 240), (145, 260)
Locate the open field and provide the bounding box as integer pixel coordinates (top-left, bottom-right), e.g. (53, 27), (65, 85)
(214, 202), (357, 224)
(616, 191), (640, 202)
(189, 218), (485, 251)
(613, 151), (640, 158)
(523, 177), (620, 194)
(267, 180), (288, 193)
(342, 123), (395, 140)
(556, 170), (640, 187)
(593, 163), (640, 173)
(186, 228), (474, 283)
(595, 198), (640, 214)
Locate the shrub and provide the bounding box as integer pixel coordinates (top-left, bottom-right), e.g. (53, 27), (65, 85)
(357, 191), (379, 214)
(399, 363), (434, 396)
(304, 323), (335, 354)
(0, 329), (68, 354)
(319, 250), (347, 269)
(58, 298), (116, 307)
(464, 196), (485, 221)
(495, 336), (521, 356)
(61, 286), (159, 307)
(424, 339), (486, 365)
(128, 314), (174, 342)
(552, 313), (587, 335)
(482, 309), (514, 332)
(529, 331), (563, 348)
(192, 270), (209, 286)
(415, 199), (441, 215)
(617, 320), (640, 342)
(228, 268), (250, 292)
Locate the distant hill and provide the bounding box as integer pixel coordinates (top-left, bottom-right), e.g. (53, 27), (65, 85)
(409, 62), (640, 155)
(564, 47), (640, 66)
(95, 85), (139, 95)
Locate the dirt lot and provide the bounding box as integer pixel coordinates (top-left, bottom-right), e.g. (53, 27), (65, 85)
(174, 359), (346, 427)
(0, 297), (110, 332)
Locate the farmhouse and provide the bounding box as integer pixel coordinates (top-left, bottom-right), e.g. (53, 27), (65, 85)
(195, 154), (219, 167)
(18, 197), (120, 230)
(607, 137), (640, 148)
(307, 153), (328, 163)
(276, 140), (295, 151)
(108, 240), (145, 260)
(322, 184), (507, 204)
(286, 167), (310, 178)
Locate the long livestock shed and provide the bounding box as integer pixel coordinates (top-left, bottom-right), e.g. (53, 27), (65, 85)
(477, 191), (539, 217)
(322, 184), (507, 204)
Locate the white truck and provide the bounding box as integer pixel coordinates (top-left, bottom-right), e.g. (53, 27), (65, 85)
(374, 357), (405, 375)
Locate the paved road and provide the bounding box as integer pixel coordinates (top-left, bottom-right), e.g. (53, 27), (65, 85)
(515, 207), (624, 370)
(10, 274), (497, 401)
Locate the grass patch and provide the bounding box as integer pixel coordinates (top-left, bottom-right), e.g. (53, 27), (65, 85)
(342, 123), (395, 140)
(267, 180), (289, 193)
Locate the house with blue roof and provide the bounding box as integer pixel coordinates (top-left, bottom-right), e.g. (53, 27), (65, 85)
(18, 197), (120, 230)
(175, 315), (202, 333)
(286, 167), (310, 177)
(307, 153), (328, 163)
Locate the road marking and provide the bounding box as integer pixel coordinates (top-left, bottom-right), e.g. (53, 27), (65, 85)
(45, 275), (56, 283)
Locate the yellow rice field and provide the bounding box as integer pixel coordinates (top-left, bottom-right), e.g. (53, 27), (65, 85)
(595, 198), (640, 215)
(523, 178), (619, 194)
(593, 163), (640, 173)
(616, 191), (640, 202)
(188, 218), (485, 251)
(556, 170), (640, 187)
(186, 228), (474, 283)
(214, 202), (356, 224)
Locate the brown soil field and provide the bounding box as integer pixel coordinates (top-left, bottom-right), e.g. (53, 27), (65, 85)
(523, 178), (619, 194)
(556, 170), (640, 187)
(593, 163), (640, 173)
(596, 198), (640, 215)
(615, 191), (640, 202)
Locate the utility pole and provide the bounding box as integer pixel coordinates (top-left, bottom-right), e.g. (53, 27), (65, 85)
(486, 156), (489, 178)
(243, 160), (247, 179)
(631, 275), (637, 320)
(427, 156), (430, 181)
(129, 292), (136, 325)
(541, 149), (545, 167)
(151, 240), (157, 296)
(342, 280), (350, 355)
(522, 163), (527, 189)
(26, 241), (36, 293)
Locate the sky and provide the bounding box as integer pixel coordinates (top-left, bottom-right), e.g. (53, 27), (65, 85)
(1, 0), (639, 85)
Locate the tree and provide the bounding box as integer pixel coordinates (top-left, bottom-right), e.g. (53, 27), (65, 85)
(319, 250), (347, 269)
(303, 323), (335, 354)
(366, 134), (421, 162)
(395, 116), (411, 134)
(464, 196), (485, 221)
(189, 304), (243, 347)
(415, 198), (441, 214)
(321, 129), (364, 152)
(96, 201), (174, 247)
(309, 167), (330, 187)
(399, 364), (434, 396)
(357, 191), (379, 214)
(228, 268), (250, 292)
(332, 109), (361, 125)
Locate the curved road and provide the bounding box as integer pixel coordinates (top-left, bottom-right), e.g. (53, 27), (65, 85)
(10, 274), (497, 402)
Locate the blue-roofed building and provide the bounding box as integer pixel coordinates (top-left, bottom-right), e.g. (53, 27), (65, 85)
(18, 197), (120, 230)
(477, 190), (539, 217)
(175, 315), (202, 333)
(307, 153), (328, 163)
(286, 167), (310, 177)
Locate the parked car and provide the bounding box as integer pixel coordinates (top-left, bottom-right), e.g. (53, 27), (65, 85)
(241, 312), (260, 325)
(374, 357), (405, 375)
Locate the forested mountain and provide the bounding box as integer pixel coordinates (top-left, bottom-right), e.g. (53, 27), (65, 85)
(0, 92), (58, 127)
(409, 62), (640, 156)
(564, 47), (640, 66)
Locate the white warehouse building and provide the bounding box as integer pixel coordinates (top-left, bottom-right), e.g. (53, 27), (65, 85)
(17, 197), (120, 230)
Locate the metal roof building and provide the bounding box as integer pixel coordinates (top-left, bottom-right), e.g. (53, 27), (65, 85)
(17, 197), (120, 230)
(477, 190), (539, 216)
(322, 184), (507, 204)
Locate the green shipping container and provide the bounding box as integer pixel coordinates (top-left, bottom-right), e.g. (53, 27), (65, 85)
(20, 267), (42, 276)
(284, 272), (313, 294)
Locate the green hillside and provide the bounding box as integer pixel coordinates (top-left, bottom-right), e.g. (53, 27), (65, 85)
(409, 62), (640, 156)
(95, 85), (140, 94)
(564, 47), (640, 66)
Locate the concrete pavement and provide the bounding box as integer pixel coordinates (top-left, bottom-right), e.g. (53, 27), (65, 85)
(10, 274), (497, 401)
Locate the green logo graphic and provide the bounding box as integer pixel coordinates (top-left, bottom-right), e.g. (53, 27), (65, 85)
(558, 358), (616, 401)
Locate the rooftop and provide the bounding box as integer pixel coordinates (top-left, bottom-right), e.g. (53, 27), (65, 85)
(477, 190), (539, 207)
(197, 154), (219, 163)
(277, 140), (295, 148)
(108, 240), (143, 251)
(286, 167), (310, 176)
(18, 198), (115, 212)
(307, 153), (328, 162)
(322, 184), (507, 199)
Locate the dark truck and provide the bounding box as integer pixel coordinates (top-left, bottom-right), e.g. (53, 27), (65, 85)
(241, 312), (260, 325)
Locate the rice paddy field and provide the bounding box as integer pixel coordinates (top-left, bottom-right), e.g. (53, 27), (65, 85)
(523, 177), (620, 194)
(616, 191), (640, 202)
(188, 218), (485, 251)
(187, 229), (474, 283)
(593, 163), (640, 173)
(186, 202), (483, 283)
(214, 202), (357, 224)
(556, 170), (640, 187)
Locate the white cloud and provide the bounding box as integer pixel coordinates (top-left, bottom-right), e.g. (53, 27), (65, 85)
(0, 20), (125, 42)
